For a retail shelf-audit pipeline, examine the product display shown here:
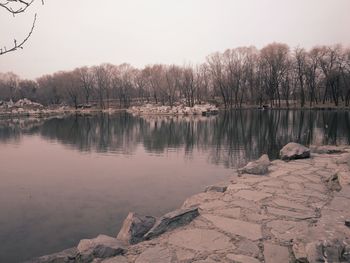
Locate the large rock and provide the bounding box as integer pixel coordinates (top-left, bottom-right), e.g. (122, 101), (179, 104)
(144, 207), (199, 239)
(305, 239), (348, 263)
(280, 143), (310, 160)
(77, 235), (125, 260)
(238, 154), (270, 175)
(116, 212), (156, 244)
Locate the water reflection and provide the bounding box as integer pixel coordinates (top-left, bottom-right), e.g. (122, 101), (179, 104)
(1, 110), (350, 167)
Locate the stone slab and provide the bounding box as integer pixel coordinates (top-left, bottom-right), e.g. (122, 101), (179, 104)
(272, 198), (310, 211)
(202, 214), (262, 240)
(135, 246), (172, 263)
(267, 207), (316, 220)
(263, 243), (290, 263)
(215, 207), (241, 218)
(168, 228), (233, 251)
(226, 254), (260, 263)
(267, 220), (309, 241)
(234, 190), (272, 202)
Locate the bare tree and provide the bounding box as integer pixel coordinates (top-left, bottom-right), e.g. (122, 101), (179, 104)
(76, 67), (94, 105)
(260, 43), (290, 107)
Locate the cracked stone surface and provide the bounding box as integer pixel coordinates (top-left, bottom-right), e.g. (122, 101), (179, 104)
(263, 243), (290, 263)
(168, 228), (233, 251)
(135, 246), (172, 263)
(202, 214), (263, 240)
(33, 146), (350, 263)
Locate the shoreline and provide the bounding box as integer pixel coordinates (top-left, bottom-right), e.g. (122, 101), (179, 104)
(1, 99), (350, 119)
(28, 143), (350, 263)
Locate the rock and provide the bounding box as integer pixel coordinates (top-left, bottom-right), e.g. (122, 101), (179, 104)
(205, 183), (228, 193)
(238, 154), (270, 175)
(310, 145), (346, 154)
(144, 207), (199, 239)
(345, 220), (350, 227)
(305, 241), (325, 263)
(135, 246), (172, 263)
(116, 212), (155, 244)
(77, 235), (125, 260)
(280, 142), (310, 160)
(168, 228), (233, 251)
(326, 172), (342, 192)
(305, 239), (347, 263)
(27, 248), (78, 263)
(263, 243), (290, 263)
(292, 241), (308, 263)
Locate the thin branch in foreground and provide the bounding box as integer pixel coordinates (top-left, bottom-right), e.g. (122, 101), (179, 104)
(0, 13), (37, 55)
(0, 0), (34, 15)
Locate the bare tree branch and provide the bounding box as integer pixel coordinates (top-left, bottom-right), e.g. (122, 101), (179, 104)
(0, 0), (43, 56)
(0, 13), (36, 55)
(0, 0), (35, 15)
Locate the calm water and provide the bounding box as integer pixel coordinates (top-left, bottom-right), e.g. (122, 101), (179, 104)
(0, 110), (350, 262)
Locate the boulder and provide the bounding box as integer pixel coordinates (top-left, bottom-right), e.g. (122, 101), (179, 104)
(238, 154), (270, 175)
(77, 235), (125, 260)
(280, 143), (310, 160)
(116, 212), (156, 244)
(326, 172), (342, 192)
(144, 207), (199, 239)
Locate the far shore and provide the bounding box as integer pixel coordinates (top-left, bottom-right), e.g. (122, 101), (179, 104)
(0, 103), (349, 119)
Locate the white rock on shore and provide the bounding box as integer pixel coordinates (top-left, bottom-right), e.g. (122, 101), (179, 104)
(127, 103), (219, 116)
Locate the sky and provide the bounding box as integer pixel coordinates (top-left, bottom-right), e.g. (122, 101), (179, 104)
(0, 0), (349, 79)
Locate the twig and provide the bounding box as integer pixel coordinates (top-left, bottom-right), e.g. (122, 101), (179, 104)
(0, 13), (37, 55)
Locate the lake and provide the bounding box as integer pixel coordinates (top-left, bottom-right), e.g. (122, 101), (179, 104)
(0, 110), (350, 262)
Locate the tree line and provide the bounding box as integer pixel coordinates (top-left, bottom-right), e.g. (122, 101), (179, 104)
(1, 42), (350, 109)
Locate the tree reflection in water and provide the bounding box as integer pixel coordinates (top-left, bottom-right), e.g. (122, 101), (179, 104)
(1, 110), (350, 168)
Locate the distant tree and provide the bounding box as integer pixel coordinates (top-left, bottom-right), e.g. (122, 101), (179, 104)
(76, 67), (94, 104)
(260, 43), (290, 107)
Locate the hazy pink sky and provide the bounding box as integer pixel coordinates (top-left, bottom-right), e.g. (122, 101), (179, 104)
(0, 0), (349, 79)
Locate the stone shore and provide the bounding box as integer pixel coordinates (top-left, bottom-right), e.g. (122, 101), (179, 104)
(30, 144), (350, 263)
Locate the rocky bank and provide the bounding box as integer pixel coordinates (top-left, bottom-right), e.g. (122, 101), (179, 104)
(29, 143), (350, 263)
